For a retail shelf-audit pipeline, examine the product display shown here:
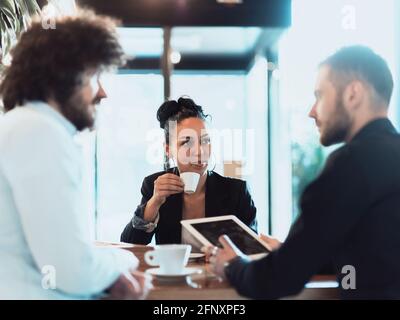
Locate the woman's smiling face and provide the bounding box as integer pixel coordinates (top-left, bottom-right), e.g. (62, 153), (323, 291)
(166, 117), (211, 175)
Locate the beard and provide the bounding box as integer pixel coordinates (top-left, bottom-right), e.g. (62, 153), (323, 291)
(60, 92), (101, 132)
(320, 95), (352, 147)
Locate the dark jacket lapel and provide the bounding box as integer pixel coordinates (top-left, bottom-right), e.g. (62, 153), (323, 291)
(205, 171), (230, 217)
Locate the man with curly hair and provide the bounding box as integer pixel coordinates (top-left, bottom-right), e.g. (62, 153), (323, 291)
(0, 11), (152, 299)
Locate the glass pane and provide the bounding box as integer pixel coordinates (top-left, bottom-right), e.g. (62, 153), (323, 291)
(171, 27), (262, 55)
(275, 0), (398, 237)
(117, 27), (164, 58)
(96, 73), (164, 241)
(172, 63), (269, 233)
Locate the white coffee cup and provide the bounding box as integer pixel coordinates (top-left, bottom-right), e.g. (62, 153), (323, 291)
(144, 244), (191, 274)
(180, 172), (200, 194)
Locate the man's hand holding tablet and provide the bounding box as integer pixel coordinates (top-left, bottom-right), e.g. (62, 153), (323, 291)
(202, 235), (244, 279)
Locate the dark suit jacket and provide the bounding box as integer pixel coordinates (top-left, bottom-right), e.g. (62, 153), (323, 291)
(121, 170), (257, 245)
(226, 119), (400, 299)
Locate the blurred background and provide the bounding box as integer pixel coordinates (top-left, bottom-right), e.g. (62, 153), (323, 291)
(1, 0), (399, 243)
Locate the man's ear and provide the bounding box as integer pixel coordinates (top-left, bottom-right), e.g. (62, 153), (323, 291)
(343, 81), (364, 111)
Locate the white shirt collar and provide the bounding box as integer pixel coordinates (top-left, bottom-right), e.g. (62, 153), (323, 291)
(27, 101), (78, 136)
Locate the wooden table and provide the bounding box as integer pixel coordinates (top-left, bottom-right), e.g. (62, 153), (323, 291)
(95, 242), (340, 300)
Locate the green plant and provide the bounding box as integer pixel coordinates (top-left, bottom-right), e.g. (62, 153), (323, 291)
(0, 0), (41, 69)
(291, 141), (325, 219)
(1, 0), (41, 112)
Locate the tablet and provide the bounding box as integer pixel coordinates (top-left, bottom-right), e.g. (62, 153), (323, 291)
(181, 215), (270, 259)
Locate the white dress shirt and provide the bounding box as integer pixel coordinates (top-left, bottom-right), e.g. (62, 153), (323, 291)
(0, 101), (138, 299)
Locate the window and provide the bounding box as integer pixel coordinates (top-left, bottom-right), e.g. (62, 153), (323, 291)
(172, 61), (269, 234)
(272, 0), (398, 240)
(92, 65), (270, 241)
(89, 27), (271, 241)
(94, 73), (164, 241)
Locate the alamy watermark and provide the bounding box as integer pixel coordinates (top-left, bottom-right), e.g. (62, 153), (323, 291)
(41, 5), (57, 30)
(341, 4), (357, 31)
(341, 265), (356, 290)
(145, 120), (257, 176)
(41, 265), (56, 290)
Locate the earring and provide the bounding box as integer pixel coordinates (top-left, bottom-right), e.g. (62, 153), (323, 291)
(168, 157), (179, 175)
(208, 153), (217, 172)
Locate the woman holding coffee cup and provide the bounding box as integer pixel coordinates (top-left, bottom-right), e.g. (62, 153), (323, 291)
(121, 97), (257, 245)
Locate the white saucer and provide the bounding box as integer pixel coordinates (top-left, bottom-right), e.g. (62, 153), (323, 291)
(146, 267), (202, 278)
(189, 253), (205, 259)
(94, 241), (134, 248)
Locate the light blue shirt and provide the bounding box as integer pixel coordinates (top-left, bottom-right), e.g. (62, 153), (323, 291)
(0, 101), (138, 299)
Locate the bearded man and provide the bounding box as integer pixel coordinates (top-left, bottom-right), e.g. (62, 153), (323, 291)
(206, 46), (400, 300)
(0, 11), (152, 300)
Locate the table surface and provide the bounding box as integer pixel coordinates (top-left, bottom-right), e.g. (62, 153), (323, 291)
(95, 241), (340, 300)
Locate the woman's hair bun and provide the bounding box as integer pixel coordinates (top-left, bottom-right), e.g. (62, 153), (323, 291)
(156, 97), (207, 129)
(157, 100), (181, 129)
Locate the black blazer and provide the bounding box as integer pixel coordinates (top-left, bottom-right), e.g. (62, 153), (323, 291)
(121, 170), (257, 245)
(225, 119), (400, 299)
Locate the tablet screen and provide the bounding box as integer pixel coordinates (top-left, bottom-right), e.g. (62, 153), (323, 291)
(191, 219), (269, 255)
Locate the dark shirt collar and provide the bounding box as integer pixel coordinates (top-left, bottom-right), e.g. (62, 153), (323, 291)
(351, 118), (397, 142)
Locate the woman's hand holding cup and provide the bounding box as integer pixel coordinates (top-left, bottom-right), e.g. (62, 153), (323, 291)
(152, 173), (184, 206)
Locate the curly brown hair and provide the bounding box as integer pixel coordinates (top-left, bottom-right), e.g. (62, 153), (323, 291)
(0, 10), (124, 112)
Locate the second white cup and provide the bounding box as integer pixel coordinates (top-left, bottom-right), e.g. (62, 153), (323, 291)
(144, 244), (191, 274)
